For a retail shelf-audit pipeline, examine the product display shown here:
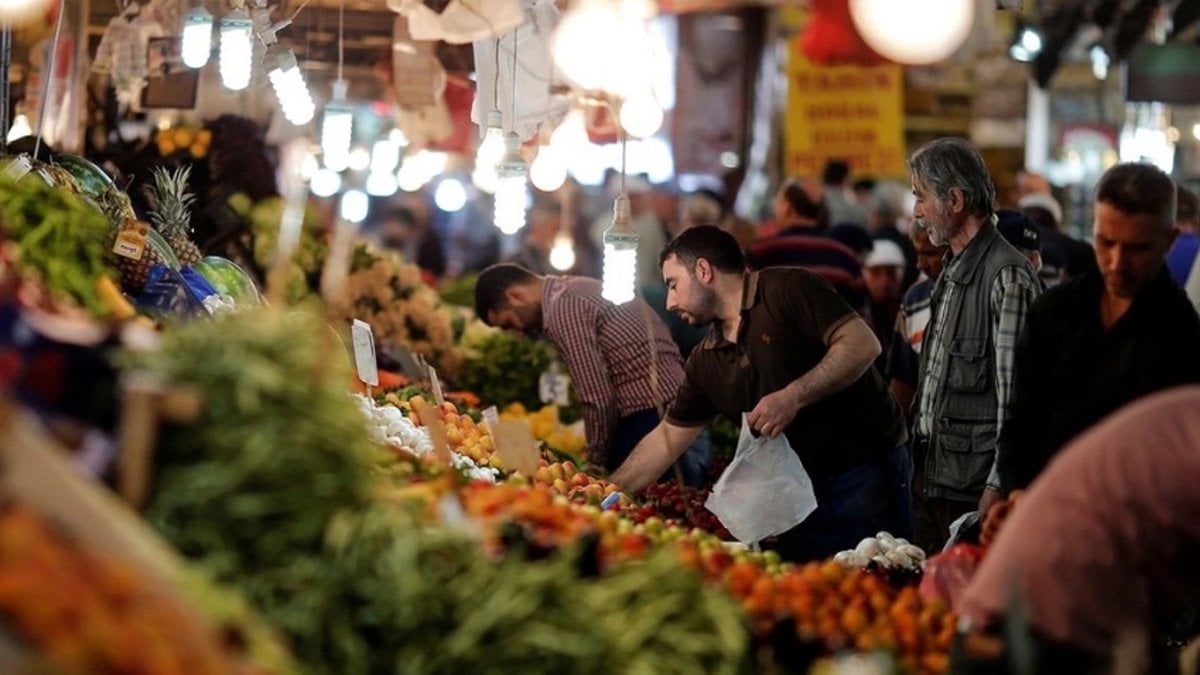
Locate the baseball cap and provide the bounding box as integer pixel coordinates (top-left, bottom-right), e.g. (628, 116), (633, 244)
(996, 209), (1041, 252)
(865, 239), (907, 268)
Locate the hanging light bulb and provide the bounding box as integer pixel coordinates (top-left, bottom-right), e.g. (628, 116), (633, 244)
(619, 90), (664, 139)
(370, 138), (400, 174)
(473, 109), (506, 194)
(602, 195), (638, 304)
(340, 189), (369, 223)
(530, 145), (568, 192)
(435, 178), (468, 213)
(494, 132), (528, 235)
(265, 44), (315, 125)
(6, 113), (32, 143)
(549, 233), (576, 271)
(181, 4), (213, 69)
(321, 79), (353, 172)
(310, 167), (341, 197)
(347, 146), (371, 172)
(366, 171), (398, 197)
(219, 6), (253, 90)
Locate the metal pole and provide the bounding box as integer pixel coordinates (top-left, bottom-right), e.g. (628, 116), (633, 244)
(1, 18), (11, 153)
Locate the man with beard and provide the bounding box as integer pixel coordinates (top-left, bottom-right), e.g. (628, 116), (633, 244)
(995, 163), (1200, 493)
(474, 263), (685, 473)
(610, 226), (909, 561)
(908, 138), (1043, 552)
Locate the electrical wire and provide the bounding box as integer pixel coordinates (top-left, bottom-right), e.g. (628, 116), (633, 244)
(288, 0), (313, 23)
(510, 24), (518, 123)
(336, 0), (344, 82)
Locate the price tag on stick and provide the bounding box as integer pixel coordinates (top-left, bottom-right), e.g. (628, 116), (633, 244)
(416, 406), (452, 467)
(429, 366), (445, 407)
(351, 320), (379, 390)
(492, 419), (538, 477)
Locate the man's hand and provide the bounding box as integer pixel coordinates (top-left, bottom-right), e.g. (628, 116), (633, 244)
(747, 385), (801, 438)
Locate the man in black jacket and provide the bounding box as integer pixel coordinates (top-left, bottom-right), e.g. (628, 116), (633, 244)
(996, 163), (1200, 492)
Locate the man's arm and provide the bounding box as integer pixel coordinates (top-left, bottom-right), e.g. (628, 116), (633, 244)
(982, 267), (1042, 508)
(747, 314), (880, 437)
(610, 420), (704, 494)
(552, 300), (618, 464)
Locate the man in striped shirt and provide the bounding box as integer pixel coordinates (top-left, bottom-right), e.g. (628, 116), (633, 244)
(474, 264), (685, 471)
(909, 138), (1042, 552)
(747, 177), (868, 313)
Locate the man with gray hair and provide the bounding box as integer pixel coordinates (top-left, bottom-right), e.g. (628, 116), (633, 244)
(908, 138), (1043, 552)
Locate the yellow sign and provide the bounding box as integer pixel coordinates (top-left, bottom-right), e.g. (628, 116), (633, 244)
(786, 49), (906, 179)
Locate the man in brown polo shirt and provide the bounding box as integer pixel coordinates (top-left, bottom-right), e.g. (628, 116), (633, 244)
(611, 226), (909, 562)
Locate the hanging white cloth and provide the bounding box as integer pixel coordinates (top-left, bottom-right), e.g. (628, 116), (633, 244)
(389, 0), (525, 44)
(470, 0), (568, 143)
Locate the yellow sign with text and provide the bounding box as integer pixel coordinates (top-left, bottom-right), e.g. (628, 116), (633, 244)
(786, 49), (906, 179)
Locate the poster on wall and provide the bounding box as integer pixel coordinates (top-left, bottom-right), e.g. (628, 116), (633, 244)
(142, 37), (199, 109)
(785, 48), (905, 179)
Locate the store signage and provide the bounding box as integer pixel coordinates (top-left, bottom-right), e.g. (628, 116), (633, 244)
(785, 50), (906, 178)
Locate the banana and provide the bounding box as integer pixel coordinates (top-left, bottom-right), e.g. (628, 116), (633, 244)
(95, 275), (137, 320)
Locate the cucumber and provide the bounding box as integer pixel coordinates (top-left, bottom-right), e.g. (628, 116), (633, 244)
(54, 154), (115, 199)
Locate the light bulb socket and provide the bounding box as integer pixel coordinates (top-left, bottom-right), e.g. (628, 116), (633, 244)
(264, 43), (298, 75)
(496, 132), (527, 179)
(185, 4), (212, 26)
(603, 195), (638, 249)
(485, 109), (504, 131)
(220, 7), (251, 31)
(332, 79), (349, 102)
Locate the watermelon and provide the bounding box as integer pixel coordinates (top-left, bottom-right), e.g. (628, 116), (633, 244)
(53, 155), (115, 199)
(191, 256), (262, 305)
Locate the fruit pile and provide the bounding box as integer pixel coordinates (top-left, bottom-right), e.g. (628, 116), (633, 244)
(499, 402), (586, 458)
(710, 557), (954, 674)
(0, 507), (253, 675)
(641, 480), (730, 539)
(154, 125), (212, 159)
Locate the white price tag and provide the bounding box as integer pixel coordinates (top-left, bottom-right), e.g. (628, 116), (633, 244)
(351, 319), (379, 387)
(538, 369), (571, 407)
(481, 406), (500, 429)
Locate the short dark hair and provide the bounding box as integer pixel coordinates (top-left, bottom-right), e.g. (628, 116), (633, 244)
(908, 137), (996, 219)
(1095, 163), (1176, 229)
(658, 225), (745, 274)
(822, 159), (850, 185)
(782, 179), (829, 227)
(1177, 183), (1198, 225)
(474, 263), (538, 322)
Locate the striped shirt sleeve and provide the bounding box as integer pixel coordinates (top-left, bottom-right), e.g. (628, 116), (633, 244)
(986, 265), (1042, 488)
(549, 294), (619, 463)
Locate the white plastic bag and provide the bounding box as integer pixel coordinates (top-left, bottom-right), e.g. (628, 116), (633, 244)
(704, 415), (818, 544)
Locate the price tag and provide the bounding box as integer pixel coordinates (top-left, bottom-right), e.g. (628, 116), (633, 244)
(2, 154), (32, 181)
(538, 362), (571, 407)
(492, 419), (538, 477)
(351, 319), (379, 388)
(416, 406), (452, 467)
(428, 366), (445, 407)
(112, 219), (149, 261)
(481, 406), (500, 430)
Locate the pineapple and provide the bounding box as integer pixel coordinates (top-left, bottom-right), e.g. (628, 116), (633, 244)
(145, 166), (203, 266)
(104, 189), (175, 294)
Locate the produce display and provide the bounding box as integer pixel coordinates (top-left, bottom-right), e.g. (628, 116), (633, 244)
(0, 174), (119, 316)
(499, 402), (586, 458)
(0, 506), (252, 675)
(0, 150), (963, 675)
